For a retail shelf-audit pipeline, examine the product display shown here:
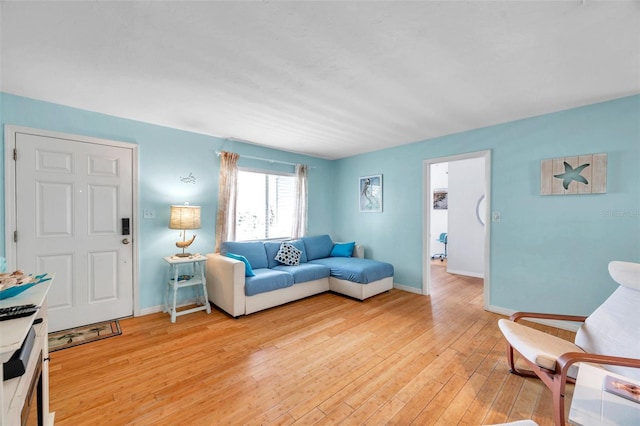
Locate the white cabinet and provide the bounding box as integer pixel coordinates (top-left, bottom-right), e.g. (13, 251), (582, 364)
(1, 281), (54, 425)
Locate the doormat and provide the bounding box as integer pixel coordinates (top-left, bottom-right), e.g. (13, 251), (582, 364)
(48, 319), (121, 352)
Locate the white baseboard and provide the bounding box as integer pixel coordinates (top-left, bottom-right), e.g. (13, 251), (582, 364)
(393, 283), (424, 295)
(446, 268), (484, 279)
(138, 298), (200, 317)
(486, 304), (581, 332)
(139, 305), (163, 316)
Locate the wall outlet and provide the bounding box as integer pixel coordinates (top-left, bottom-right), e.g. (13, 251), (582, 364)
(492, 211), (502, 222)
(143, 209), (156, 219)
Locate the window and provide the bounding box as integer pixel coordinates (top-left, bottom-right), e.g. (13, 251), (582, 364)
(236, 169), (295, 241)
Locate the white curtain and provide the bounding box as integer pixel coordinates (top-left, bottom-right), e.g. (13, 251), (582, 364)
(291, 164), (308, 239)
(215, 151), (239, 252)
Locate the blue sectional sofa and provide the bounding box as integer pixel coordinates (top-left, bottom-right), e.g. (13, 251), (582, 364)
(205, 234), (394, 316)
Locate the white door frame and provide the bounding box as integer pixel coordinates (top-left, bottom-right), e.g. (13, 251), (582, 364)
(422, 150), (491, 309)
(4, 125), (141, 317)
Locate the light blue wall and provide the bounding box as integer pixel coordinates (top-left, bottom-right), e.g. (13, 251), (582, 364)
(0, 93), (335, 310)
(334, 95), (640, 315)
(2, 93), (638, 316)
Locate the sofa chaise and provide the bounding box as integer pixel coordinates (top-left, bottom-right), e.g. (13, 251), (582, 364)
(205, 234), (394, 317)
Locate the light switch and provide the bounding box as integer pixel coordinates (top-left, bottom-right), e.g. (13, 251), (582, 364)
(492, 211), (501, 222)
(143, 209), (156, 219)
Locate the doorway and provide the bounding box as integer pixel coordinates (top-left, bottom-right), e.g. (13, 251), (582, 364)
(5, 126), (139, 331)
(422, 150), (491, 309)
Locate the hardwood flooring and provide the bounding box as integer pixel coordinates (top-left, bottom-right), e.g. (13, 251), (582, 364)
(49, 264), (575, 425)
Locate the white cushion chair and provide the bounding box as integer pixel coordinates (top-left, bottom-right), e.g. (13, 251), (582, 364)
(498, 261), (640, 426)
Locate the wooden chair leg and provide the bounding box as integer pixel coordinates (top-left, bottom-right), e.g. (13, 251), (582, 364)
(551, 376), (567, 426)
(506, 344), (539, 379)
(507, 343), (516, 371)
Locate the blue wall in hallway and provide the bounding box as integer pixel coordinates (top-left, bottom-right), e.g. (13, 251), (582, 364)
(333, 95), (639, 315)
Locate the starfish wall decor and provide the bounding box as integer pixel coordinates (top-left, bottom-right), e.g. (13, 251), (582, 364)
(554, 161), (590, 190)
(540, 153), (607, 195)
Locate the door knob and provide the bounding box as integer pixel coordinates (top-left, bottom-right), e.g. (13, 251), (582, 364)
(122, 238), (130, 244)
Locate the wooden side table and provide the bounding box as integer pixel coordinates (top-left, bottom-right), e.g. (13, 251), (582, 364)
(569, 363), (640, 425)
(163, 255), (211, 323)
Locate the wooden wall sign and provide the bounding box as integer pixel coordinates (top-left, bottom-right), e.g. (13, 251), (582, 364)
(540, 153), (607, 195)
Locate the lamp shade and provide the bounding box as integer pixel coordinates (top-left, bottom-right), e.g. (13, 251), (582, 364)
(169, 205), (201, 230)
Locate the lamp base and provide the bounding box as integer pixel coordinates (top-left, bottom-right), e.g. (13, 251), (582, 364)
(174, 233), (196, 258)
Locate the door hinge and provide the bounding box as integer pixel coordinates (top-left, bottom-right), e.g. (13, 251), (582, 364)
(13, 148), (17, 161)
(14, 231), (17, 243)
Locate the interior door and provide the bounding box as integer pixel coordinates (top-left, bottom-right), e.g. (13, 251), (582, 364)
(14, 131), (134, 331)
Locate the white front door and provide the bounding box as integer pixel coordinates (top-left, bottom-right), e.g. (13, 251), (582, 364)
(12, 130), (134, 331)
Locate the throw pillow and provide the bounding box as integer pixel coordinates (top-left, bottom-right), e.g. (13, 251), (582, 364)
(286, 239), (308, 263)
(330, 242), (355, 257)
(303, 234), (334, 260)
(275, 242), (302, 266)
(225, 252), (256, 277)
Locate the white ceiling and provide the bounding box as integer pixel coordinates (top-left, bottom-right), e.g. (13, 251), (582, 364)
(1, 1), (639, 160)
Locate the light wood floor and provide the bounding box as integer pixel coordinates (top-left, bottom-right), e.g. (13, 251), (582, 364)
(49, 264), (575, 425)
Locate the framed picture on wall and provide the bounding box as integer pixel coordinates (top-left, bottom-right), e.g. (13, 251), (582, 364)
(359, 174), (382, 212)
(433, 189), (448, 210)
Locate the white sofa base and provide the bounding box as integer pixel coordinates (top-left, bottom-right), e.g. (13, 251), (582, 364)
(329, 276), (393, 300)
(206, 252), (393, 317)
(245, 278), (329, 315)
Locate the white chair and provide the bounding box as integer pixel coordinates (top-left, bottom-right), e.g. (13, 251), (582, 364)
(498, 261), (640, 425)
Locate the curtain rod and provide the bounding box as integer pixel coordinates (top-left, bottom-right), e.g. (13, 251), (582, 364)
(215, 151), (314, 168)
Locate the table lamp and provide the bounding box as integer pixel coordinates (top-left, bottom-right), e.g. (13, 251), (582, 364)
(169, 204), (201, 257)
